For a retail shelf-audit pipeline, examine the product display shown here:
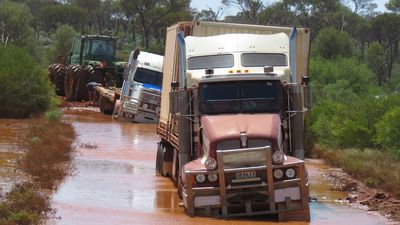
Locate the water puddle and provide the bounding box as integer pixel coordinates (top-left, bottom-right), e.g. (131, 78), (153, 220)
(49, 109), (389, 225)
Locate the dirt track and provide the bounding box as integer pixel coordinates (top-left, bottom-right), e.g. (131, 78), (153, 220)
(47, 108), (389, 225)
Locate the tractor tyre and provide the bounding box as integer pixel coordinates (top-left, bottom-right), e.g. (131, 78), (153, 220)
(65, 65), (90, 101)
(48, 63), (66, 96)
(64, 66), (74, 100)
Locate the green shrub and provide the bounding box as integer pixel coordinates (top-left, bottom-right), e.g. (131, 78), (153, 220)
(44, 109), (62, 122)
(375, 106), (400, 154)
(313, 27), (353, 59)
(48, 24), (77, 63)
(308, 57), (376, 148)
(0, 182), (54, 225)
(0, 45), (52, 118)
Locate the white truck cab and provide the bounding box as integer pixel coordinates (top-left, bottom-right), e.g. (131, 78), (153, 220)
(114, 50), (163, 123)
(186, 33), (291, 86)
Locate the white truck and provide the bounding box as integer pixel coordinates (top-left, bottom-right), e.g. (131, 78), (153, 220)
(113, 50), (163, 123)
(156, 21), (312, 221)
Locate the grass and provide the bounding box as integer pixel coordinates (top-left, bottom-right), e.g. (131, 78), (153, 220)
(20, 109), (76, 189)
(313, 145), (400, 196)
(0, 183), (55, 225)
(0, 109), (76, 225)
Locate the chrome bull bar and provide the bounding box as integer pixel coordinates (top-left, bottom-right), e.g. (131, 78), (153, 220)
(217, 145), (275, 217)
(183, 146), (309, 217)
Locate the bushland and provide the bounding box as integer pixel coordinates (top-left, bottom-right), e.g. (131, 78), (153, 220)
(308, 56), (400, 195)
(0, 45), (52, 118)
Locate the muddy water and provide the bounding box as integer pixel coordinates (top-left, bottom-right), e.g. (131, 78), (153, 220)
(50, 109), (389, 225)
(0, 119), (26, 194)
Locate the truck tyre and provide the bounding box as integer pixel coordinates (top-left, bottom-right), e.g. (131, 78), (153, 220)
(156, 142), (164, 175)
(177, 172), (183, 199)
(156, 142), (173, 177)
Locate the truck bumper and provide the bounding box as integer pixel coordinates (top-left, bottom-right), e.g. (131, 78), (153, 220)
(120, 108), (158, 124)
(181, 146), (310, 220)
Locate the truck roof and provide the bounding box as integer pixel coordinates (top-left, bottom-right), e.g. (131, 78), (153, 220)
(136, 51), (164, 72)
(186, 33), (289, 57)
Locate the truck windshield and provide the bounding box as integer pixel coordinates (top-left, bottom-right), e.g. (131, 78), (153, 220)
(84, 39), (116, 63)
(134, 67), (162, 88)
(199, 80), (282, 114)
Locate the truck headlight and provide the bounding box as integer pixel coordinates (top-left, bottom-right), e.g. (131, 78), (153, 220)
(272, 151), (284, 164)
(285, 168), (296, 178)
(273, 169), (284, 179)
(205, 158), (217, 170)
(195, 174), (206, 183)
(207, 173), (218, 182)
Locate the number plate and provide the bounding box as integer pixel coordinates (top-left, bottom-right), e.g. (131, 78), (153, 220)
(235, 171), (256, 179)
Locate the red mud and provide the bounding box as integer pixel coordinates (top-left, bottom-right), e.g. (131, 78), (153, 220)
(46, 109), (390, 225)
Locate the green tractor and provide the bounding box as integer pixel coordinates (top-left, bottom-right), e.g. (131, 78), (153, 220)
(49, 35), (126, 101)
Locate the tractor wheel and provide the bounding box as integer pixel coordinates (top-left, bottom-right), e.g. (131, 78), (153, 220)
(48, 63), (66, 96)
(65, 65), (90, 101)
(64, 65), (74, 100)
(53, 64), (66, 96)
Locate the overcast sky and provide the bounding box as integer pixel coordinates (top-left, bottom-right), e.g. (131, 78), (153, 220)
(191, 0), (389, 16)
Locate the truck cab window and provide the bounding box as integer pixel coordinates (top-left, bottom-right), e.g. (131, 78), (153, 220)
(188, 54), (234, 70)
(241, 53), (287, 67)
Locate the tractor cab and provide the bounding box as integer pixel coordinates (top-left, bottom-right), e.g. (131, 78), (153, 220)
(69, 35), (117, 68)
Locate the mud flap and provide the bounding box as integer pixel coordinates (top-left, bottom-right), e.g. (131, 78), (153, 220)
(156, 142), (173, 177)
(156, 142), (164, 175)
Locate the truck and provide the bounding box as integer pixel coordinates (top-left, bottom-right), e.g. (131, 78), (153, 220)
(155, 21), (312, 221)
(112, 50), (163, 123)
(48, 35), (126, 102)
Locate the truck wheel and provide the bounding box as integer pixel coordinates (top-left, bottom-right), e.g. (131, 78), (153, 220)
(156, 142), (164, 175)
(177, 172), (183, 199)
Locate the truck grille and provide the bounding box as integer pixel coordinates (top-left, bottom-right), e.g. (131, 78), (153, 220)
(141, 89), (161, 103)
(216, 139), (272, 168)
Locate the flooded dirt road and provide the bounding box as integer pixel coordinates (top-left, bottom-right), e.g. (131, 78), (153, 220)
(50, 109), (389, 225)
